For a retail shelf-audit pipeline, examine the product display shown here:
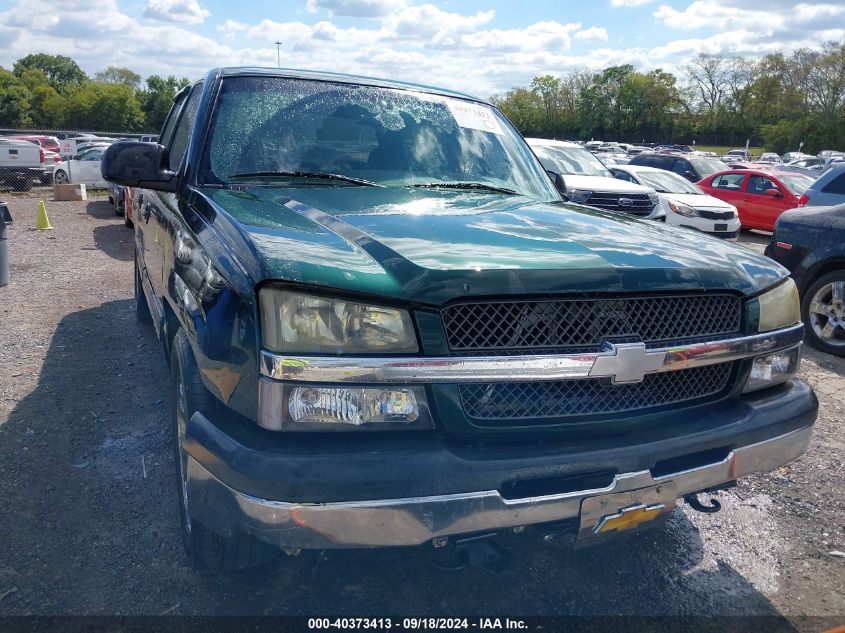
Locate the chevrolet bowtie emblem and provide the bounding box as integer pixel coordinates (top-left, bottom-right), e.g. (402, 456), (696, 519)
(588, 342), (667, 384)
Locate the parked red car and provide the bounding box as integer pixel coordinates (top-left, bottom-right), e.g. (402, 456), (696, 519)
(5, 134), (61, 154)
(697, 169), (815, 231)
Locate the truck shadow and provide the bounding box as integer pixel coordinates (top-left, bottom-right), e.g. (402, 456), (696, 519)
(0, 301), (796, 626)
(803, 346), (845, 379)
(86, 199), (132, 262)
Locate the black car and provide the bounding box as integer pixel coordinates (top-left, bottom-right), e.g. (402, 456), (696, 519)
(629, 153), (729, 182)
(765, 203), (845, 356)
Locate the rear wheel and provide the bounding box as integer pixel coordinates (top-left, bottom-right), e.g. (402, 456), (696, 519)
(170, 329), (279, 571)
(12, 175), (32, 191)
(801, 270), (845, 357)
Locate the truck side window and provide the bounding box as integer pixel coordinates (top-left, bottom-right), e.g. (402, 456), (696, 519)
(159, 94), (187, 150)
(166, 84), (204, 172)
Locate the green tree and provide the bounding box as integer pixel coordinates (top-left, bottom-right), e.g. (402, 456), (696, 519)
(95, 66), (141, 88)
(17, 68), (60, 127)
(142, 75), (190, 132)
(0, 67), (32, 128)
(492, 87), (543, 136)
(59, 82), (145, 132)
(13, 53), (87, 92)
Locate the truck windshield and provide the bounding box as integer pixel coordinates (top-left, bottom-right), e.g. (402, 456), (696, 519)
(199, 76), (560, 201)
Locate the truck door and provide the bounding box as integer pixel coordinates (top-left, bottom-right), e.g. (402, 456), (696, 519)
(142, 84), (204, 319)
(136, 89), (189, 329)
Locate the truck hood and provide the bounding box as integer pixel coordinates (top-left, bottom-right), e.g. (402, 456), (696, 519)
(198, 186), (786, 305)
(563, 174), (653, 194)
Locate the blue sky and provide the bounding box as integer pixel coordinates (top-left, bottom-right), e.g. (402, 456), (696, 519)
(1, 0), (843, 96)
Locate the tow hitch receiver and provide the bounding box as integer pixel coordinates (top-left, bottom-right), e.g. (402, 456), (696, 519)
(577, 481), (677, 545)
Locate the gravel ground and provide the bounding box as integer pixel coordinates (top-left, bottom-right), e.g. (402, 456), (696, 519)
(0, 192), (843, 628)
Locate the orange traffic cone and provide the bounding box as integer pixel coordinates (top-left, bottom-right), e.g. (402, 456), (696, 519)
(35, 200), (53, 230)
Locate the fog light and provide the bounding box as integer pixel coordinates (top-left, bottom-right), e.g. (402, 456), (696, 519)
(289, 387), (419, 426)
(743, 345), (801, 393)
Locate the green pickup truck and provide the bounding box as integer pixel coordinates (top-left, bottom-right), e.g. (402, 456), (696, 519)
(102, 67), (817, 571)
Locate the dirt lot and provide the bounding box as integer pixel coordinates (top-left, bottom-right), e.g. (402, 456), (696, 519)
(0, 192), (843, 627)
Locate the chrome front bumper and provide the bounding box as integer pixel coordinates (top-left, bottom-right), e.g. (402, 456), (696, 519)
(186, 424), (812, 550)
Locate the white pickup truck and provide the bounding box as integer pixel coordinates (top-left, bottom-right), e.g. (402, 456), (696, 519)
(0, 138), (44, 191)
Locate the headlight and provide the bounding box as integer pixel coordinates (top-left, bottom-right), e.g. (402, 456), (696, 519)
(757, 279), (800, 332)
(648, 192), (660, 206)
(667, 200), (700, 217)
(566, 188), (592, 203)
(259, 288), (418, 354)
(289, 386), (421, 426)
(257, 381), (433, 431)
(743, 345), (801, 393)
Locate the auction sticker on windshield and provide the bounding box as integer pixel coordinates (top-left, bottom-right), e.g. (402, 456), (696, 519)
(446, 99), (503, 135)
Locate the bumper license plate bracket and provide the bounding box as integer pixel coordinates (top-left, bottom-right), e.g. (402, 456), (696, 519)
(577, 481), (677, 544)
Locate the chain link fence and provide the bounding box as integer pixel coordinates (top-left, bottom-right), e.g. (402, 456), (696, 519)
(0, 127), (153, 192)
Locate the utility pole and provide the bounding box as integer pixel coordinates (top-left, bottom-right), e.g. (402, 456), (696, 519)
(275, 41), (282, 67)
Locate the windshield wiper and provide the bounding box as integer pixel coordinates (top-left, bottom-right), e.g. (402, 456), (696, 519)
(411, 182), (519, 195)
(226, 171), (383, 187)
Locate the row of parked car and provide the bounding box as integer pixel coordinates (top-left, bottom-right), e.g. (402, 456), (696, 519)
(528, 138), (845, 235)
(0, 133), (158, 191)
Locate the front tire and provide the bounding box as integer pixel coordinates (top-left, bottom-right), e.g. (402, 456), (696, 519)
(53, 170), (69, 185)
(801, 270), (845, 357)
(170, 330), (278, 571)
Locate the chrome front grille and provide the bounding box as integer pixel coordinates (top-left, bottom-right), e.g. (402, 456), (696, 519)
(585, 192), (654, 215)
(459, 362), (735, 421)
(441, 294), (742, 355)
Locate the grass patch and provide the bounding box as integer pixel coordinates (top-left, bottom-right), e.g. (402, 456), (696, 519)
(693, 145), (765, 157)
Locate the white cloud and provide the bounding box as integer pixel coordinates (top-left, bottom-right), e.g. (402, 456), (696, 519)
(143, 0), (209, 25)
(384, 4), (496, 42)
(306, 0), (407, 17)
(0, 0), (842, 101)
(653, 0), (844, 31)
(217, 19), (247, 33)
(610, 0), (654, 6)
(575, 26), (609, 41)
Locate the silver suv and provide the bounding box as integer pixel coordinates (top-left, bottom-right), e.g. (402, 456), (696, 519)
(798, 163), (845, 207)
(527, 138), (664, 220)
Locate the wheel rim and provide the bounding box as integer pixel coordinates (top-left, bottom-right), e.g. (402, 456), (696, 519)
(808, 280), (845, 347)
(175, 372), (192, 533)
(55, 171), (69, 184)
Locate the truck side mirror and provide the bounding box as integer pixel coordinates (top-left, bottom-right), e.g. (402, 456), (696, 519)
(546, 169), (568, 199)
(101, 141), (177, 193)
(683, 171), (697, 182)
